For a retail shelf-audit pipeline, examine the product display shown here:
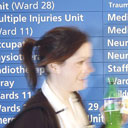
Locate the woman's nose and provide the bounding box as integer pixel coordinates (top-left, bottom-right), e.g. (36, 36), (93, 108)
(88, 63), (95, 74)
(82, 62), (95, 74)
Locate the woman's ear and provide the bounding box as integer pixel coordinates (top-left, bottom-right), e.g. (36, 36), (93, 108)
(47, 63), (60, 74)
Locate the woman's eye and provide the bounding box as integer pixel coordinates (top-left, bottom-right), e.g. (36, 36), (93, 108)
(78, 61), (84, 64)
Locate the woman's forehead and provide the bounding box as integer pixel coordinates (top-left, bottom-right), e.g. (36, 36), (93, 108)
(72, 42), (92, 58)
(65, 42), (92, 62)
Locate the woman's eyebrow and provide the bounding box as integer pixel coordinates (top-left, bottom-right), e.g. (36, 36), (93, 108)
(77, 57), (91, 60)
(77, 56), (86, 59)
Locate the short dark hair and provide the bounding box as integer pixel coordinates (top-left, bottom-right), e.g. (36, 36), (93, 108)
(21, 26), (88, 90)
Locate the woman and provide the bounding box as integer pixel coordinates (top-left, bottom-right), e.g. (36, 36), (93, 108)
(5, 27), (95, 128)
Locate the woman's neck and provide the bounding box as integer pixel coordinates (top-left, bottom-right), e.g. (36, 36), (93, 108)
(46, 78), (71, 105)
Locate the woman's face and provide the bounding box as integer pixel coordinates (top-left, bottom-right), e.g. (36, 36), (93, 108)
(56, 42), (94, 92)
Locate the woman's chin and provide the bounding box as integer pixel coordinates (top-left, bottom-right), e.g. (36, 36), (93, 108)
(78, 80), (88, 91)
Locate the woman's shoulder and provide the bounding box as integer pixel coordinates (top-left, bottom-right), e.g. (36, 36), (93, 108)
(24, 89), (47, 108)
(5, 89), (56, 128)
(6, 106), (45, 128)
